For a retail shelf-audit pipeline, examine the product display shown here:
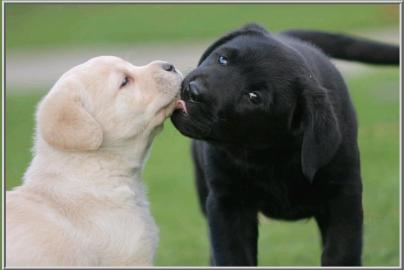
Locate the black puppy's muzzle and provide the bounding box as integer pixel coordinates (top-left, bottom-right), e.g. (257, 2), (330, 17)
(182, 80), (203, 103)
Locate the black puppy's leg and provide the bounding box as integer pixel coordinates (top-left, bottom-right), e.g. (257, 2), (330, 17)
(193, 158), (209, 216)
(192, 141), (214, 264)
(315, 193), (363, 266)
(192, 141), (210, 215)
(206, 194), (258, 266)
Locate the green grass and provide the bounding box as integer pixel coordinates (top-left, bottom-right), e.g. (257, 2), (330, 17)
(5, 69), (399, 266)
(6, 3), (399, 50)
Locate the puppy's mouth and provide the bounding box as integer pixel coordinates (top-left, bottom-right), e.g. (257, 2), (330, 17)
(174, 99), (188, 114)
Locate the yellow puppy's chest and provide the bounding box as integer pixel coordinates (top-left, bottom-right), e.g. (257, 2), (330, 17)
(91, 205), (158, 266)
(70, 188), (158, 266)
(36, 185), (157, 266)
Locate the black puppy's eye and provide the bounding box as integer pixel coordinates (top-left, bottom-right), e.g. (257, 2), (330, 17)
(218, 55), (228, 66)
(248, 91), (261, 104)
(120, 76), (130, 89)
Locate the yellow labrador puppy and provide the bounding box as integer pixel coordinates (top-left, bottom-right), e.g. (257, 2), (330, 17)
(6, 56), (182, 266)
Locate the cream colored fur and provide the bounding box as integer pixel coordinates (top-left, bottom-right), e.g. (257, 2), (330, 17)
(6, 56), (182, 266)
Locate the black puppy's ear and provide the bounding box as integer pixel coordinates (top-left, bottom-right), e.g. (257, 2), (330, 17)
(298, 78), (342, 182)
(198, 23), (268, 66)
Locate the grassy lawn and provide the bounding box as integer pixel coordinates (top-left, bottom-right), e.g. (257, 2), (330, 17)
(6, 4), (399, 50)
(5, 68), (399, 266)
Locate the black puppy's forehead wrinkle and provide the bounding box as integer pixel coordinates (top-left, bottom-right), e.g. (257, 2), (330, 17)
(218, 44), (263, 63)
(213, 46), (239, 59)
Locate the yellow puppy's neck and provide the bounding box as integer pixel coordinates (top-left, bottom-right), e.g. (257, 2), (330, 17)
(22, 133), (155, 197)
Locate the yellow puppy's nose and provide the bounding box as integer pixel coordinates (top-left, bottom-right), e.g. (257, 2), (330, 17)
(161, 63), (176, 73)
(149, 60), (177, 73)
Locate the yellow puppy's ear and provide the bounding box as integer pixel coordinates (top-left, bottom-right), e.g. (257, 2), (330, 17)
(37, 80), (103, 151)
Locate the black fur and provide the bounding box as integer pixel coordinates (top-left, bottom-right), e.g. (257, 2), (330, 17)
(283, 29), (399, 65)
(171, 23), (399, 266)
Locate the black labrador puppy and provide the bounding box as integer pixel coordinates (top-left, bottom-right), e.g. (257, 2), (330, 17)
(171, 23), (399, 266)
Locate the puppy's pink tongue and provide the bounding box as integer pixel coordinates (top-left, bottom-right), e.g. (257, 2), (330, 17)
(175, 100), (188, 114)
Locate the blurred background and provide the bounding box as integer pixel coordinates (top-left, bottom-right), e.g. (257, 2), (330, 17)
(4, 3), (400, 266)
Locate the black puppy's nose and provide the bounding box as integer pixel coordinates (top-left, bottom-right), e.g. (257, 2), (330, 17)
(187, 81), (202, 102)
(161, 63), (176, 72)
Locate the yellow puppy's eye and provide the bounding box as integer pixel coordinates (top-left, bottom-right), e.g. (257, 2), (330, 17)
(120, 76), (130, 89)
